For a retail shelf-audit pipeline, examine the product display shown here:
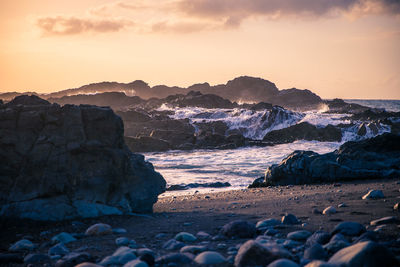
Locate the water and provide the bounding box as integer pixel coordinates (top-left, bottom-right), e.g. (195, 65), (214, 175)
(145, 141), (340, 196)
(145, 99), (397, 196)
(344, 99), (400, 112)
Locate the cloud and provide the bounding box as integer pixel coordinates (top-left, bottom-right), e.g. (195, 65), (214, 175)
(36, 16), (133, 36)
(176, 0), (400, 24)
(35, 0), (400, 36)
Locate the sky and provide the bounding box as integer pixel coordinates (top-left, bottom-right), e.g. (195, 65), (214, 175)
(0, 0), (399, 99)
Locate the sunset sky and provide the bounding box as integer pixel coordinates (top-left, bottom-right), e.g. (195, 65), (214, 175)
(0, 0), (399, 99)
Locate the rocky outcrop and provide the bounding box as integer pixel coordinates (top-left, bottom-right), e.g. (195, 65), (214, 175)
(0, 95), (166, 221)
(325, 98), (371, 114)
(7, 76), (326, 110)
(263, 122), (342, 143)
(253, 133), (400, 186)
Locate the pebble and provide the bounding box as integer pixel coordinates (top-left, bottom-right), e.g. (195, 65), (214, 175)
(221, 220), (256, 238)
(394, 203), (400, 211)
(196, 231), (211, 240)
(155, 253), (193, 265)
(75, 263), (103, 267)
(85, 223), (112, 236)
(48, 243), (70, 256)
(123, 259), (149, 267)
(115, 237), (132, 246)
(175, 232), (197, 242)
(332, 221), (366, 236)
(337, 203), (347, 208)
(194, 251), (226, 265)
(99, 246), (137, 266)
(55, 252), (93, 267)
(216, 243), (227, 250)
(234, 240), (294, 267)
(370, 216), (400, 226)
(305, 231), (331, 248)
(328, 241), (398, 266)
(265, 228), (279, 236)
(287, 230), (312, 241)
(362, 190), (384, 200)
(51, 233), (77, 244)
(322, 206), (337, 215)
(113, 228), (128, 234)
(281, 213), (300, 224)
(155, 233), (167, 239)
(163, 239), (185, 250)
(9, 239), (35, 252)
(180, 245), (206, 254)
(303, 244), (327, 261)
(256, 218), (281, 230)
(267, 259), (300, 267)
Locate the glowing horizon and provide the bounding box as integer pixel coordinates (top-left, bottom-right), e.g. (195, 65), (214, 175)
(1, 0), (399, 99)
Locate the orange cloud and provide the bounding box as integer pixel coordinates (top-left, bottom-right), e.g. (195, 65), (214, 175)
(36, 16), (133, 36)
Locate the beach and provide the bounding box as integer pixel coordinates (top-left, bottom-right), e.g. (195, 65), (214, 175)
(2, 178), (399, 266)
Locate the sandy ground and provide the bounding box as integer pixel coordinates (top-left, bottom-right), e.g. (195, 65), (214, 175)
(1, 178), (400, 265)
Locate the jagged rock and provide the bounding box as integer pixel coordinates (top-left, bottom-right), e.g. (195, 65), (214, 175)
(0, 96), (166, 220)
(263, 122), (342, 144)
(255, 133), (400, 186)
(125, 136), (171, 152)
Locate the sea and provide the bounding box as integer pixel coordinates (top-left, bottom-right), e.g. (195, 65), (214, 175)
(144, 100), (400, 196)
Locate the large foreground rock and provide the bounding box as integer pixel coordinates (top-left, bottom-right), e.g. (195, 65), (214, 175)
(0, 95), (166, 220)
(254, 133), (400, 186)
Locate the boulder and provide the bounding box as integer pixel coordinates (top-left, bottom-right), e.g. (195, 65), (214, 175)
(255, 133), (400, 186)
(234, 240), (293, 267)
(263, 122), (342, 144)
(332, 222), (366, 236)
(221, 220), (256, 238)
(328, 241), (398, 267)
(194, 251), (227, 265)
(0, 96), (166, 221)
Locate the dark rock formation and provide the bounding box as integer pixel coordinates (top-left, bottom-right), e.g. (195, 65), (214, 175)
(8, 76), (325, 110)
(263, 122), (342, 143)
(253, 133), (400, 186)
(48, 92), (143, 111)
(325, 98), (371, 114)
(0, 95), (166, 221)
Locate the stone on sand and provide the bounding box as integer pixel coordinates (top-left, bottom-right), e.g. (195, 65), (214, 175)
(331, 222), (366, 236)
(234, 240), (293, 267)
(221, 220), (256, 238)
(85, 223), (112, 236)
(99, 246), (137, 266)
(370, 216), (400, 226)
(9, 239), (35, 252)
(175, 232), (197, 242)
(322, 206), (336, 215)
(362, 190), (384, 200)
(328, 241), (398, 267)
(267, 259), (300, 267)
(281, 214), (300, 225)
(48, 243), (70, 256)
(51, 233), (77, 244)
(123, 259), (149, 267)
(194, 251), (227, 265)
(287, 230), (312, 241)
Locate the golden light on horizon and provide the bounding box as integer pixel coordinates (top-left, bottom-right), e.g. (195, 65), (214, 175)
(1, 0), (399, 99)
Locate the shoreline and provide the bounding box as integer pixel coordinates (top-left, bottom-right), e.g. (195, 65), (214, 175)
(1, 178), (400, 265)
